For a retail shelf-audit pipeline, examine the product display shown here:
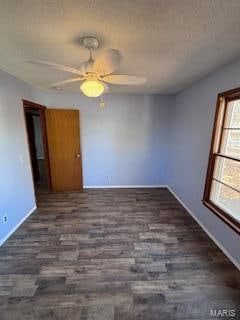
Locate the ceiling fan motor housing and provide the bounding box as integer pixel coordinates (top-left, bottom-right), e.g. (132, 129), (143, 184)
(82, 36), (99, 50)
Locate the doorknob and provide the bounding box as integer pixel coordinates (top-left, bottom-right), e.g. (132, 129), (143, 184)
(76, 154), (80, 158)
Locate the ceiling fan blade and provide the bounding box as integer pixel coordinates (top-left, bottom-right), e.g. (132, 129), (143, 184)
(27, 60), (85, 76)
(51, 77), (84, 88)
(102, 75), (146, 85)
(93, 49), (121, 75)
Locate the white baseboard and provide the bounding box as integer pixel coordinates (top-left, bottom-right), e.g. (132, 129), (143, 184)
(84, 185), (168, 189)
(167, 186), (240, 271)
(0, 206), (37, 246)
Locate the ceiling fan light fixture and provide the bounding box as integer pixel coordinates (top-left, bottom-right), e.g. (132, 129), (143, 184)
(80, 80), (104, 97)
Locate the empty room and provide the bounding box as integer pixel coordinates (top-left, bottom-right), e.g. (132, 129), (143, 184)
(0, 1), (239, 319)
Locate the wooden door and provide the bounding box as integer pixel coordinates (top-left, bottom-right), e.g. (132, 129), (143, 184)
(45, 109), (83, 192)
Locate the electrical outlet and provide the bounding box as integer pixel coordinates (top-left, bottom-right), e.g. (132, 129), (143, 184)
(3, 215), (7, 224)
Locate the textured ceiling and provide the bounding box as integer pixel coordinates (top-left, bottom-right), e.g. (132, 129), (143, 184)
(1, 0), (240, 94)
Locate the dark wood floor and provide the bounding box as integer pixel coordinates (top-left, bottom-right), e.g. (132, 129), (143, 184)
(0, 188), (239, 320)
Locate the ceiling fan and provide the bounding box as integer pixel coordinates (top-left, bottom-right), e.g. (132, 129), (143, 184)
(28, 36), (146, 98)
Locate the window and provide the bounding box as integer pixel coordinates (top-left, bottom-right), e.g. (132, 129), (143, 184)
(203, 87), (240, 234)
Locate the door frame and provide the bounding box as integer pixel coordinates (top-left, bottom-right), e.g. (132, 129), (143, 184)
(23, 100), (52, 191)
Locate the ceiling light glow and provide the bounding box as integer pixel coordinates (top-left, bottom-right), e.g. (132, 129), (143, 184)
(80, 80), (104, 97)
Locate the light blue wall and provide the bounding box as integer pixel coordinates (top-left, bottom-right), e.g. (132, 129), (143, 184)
(42, 93), (172, 186)
(0, 70), (41, 243)
(168, 59), (240, 264)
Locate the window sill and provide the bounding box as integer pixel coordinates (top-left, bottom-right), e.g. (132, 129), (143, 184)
(202, 200), (240, 234)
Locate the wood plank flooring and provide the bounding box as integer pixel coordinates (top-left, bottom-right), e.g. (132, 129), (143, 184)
(0, 188), (239, 319)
